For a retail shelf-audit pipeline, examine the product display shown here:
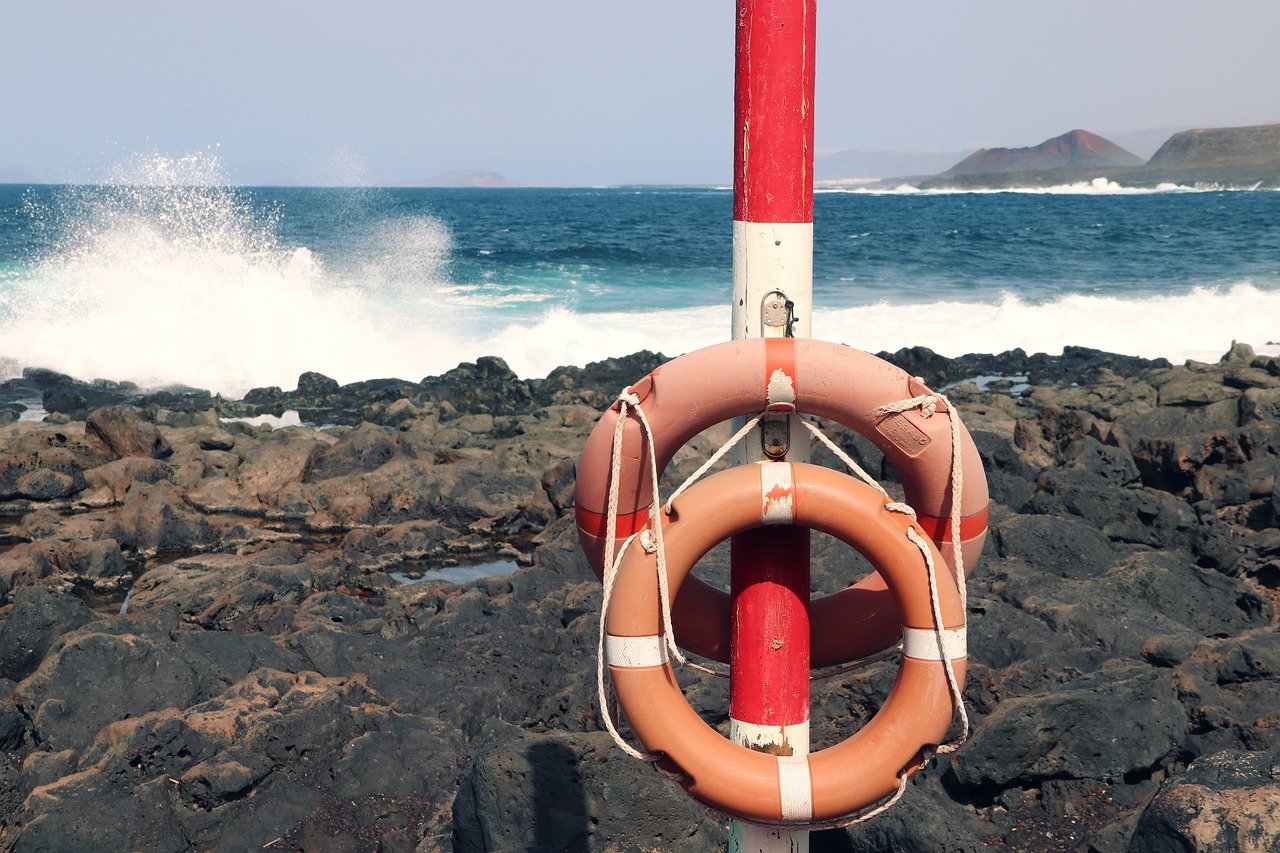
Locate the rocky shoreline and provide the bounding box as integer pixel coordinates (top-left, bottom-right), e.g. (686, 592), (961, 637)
(0, 344), (1277, 851)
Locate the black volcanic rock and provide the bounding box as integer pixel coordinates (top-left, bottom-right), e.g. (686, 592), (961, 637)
(0, 344), (1278, 849)
(1129, 748), (1280, 852)
(944, 129), (1144, 176)
(949, 665), (1187, 789)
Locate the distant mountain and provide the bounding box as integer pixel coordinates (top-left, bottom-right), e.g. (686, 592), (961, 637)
(1100, 126), (1193, 161)
(399, 170), (520, 188)
(814, 148), (971, 181)
(0, 167), (39, 184)
(942, 130), (1144, 176)
(1147, 123), (1280, 169)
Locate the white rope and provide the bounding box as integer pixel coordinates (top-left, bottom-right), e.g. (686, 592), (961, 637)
(595, 532), (654, 762)
(824, 378), (972, 753)
(663, 413), (764, 513)
(873, 376), (970, 752)
(718, 771), (908, 833)
(603, 389), (686, 667)
(871, 378), (968, 611)
(800, 418), (888, 497)
(906, 527), (969, 751)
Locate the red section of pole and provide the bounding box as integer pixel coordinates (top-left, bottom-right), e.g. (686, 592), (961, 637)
(729, 528), (811, 724)
(730, 2), (815, 846)
(729, 0), (815, 732)
(733, 0), (816, 224)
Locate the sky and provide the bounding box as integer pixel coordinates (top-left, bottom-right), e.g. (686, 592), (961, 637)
(3, 1), (1278, 186)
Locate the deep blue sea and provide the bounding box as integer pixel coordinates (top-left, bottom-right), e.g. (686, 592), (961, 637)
(1, 157), (1278, 397)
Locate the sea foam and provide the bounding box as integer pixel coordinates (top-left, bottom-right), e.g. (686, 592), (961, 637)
(1, 154), (1276, 397)
(1, 154), (472, 396)
(815, 178), (1245, 196)
(486, 283), (1280, 379)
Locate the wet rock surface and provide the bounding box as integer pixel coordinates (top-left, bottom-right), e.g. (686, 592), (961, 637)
(0, 344), (1276, 850)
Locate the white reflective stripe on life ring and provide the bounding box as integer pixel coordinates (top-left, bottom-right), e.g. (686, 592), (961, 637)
(760, 462), (795, 525)
(902, 626), (967, 661)
(605, 634), (667, 668)
(776, 755), (813, 822)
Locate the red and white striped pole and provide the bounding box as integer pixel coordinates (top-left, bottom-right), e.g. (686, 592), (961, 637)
(729, 1), (815, 851)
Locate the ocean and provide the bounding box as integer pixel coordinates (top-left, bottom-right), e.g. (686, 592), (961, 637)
(1, 156), (1278, 398)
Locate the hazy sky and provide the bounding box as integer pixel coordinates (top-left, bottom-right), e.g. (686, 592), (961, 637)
(3, 1), (1277, 185)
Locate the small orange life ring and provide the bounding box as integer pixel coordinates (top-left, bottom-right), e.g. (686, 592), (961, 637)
(576, 336), (988, 666)
(604, 461), (966, 824)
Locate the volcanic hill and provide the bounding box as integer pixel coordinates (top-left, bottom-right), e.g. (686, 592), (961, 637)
(1147, 123), (1280, 170)
(942, 129), (1144, 177)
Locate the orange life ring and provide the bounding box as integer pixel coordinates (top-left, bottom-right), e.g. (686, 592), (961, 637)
(576, 336), (988, 666)
(604, 461), (967, 824)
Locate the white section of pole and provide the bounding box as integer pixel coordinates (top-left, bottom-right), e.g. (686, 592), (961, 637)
(731, 221), (815, 341)
(728, 720), (813, 853)
(731, 220), (813, 466)
(728, 224), (814, 853)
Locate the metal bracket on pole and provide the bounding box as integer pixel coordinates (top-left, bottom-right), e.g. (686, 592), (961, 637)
(760, 414), (791, 459)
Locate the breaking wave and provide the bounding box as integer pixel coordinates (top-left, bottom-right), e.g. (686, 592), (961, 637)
(816, 177), (1261, 196)
(0, 153), (471, 396)
(456, 281), (1280, 379)
(1, 153), (1276, 396)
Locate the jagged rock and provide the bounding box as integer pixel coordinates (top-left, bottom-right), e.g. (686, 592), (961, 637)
(0, 447), (86, 501)
(189, 426), (236, 451)
(1129, 748), (1280, 852)
(949, 665), (1187, 789)
(529, 351), (667, 408)
(452, 725), (723, 852)
(1030, 468), (1198, 550)
(1221, 342), (1258, 364)
(993, 514), (1115, 579)
(418, 356), (533, 417)
(1065, 436), (1141, 485)
(1240, 387), (1280, 424)
(16, 630), (203, 751)
(1026, 374), (1158, 421)
(42, 384), (133, 418)
(83, 455), (173, 503)
(0, 588), (95, 681)
(1157, 374), (1239, 408)
(307, 422), (412, 481)
(110, 481), (214, 554)
(85, 405), (173, 459)
(297, 371), (340, 397)
(1172, 634), (1280, 755)
(0, 538), (128, 596)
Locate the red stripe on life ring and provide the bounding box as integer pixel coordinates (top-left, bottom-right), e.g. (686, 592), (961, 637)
(914, 505), (990, 542)
(764, 337), (798, 411)
(574, 505), (651, 541)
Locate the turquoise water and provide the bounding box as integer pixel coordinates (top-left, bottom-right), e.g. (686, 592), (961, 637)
(1, 166), (1278, 395)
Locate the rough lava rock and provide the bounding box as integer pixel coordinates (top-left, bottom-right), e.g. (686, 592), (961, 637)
(0, 343), (1276, 850)
(1129, 748), (1280, 853)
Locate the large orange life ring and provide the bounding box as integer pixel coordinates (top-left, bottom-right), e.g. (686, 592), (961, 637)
(604, 461), (966, 824)
(576, 336), (988, 666)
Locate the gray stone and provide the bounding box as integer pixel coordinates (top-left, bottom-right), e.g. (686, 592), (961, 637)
(86, 405), (173, 459)
(0, 587), (94, 682)
(1129, 748), (1280, 853)
(452, 726), (723, 852)
(993, 513), (1115, 579)
(949, 665), (1187, 789)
